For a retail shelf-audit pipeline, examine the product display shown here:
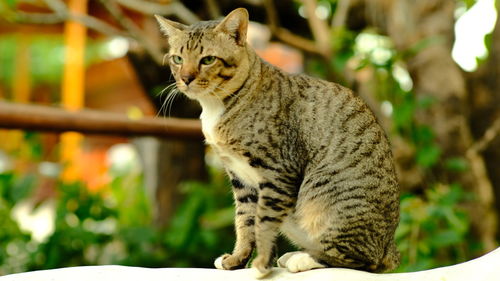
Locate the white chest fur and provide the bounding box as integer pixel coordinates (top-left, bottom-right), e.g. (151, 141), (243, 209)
(198, 97), (262, 188)
(217, 149), (262, 188)
(199, 97), (225, 145)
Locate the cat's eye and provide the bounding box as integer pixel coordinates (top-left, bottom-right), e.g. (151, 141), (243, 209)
(200, 56), (216, 65)
(171, 55), (183, 65)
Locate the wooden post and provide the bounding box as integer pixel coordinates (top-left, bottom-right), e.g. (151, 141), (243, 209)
(1, 34), (32, 154)
(60, 0), (88, 183)
(13, 35), (31, 104)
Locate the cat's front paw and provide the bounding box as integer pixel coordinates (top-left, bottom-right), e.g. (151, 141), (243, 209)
(278, 251), (325, 273)
(214, 253), (248, 270)
(214, 254), (230, 270)
(251, 256), (272, 279)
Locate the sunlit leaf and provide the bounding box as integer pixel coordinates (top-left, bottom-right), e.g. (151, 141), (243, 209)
(5, 0), (17, 8)
(201, 207), (235, 230)
(416, 144), (441, 168)
(445, 157), (469, 172)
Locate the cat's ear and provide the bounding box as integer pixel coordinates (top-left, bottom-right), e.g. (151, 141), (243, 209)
(154, 15), (187, 37)
(215, 8), (249, 46)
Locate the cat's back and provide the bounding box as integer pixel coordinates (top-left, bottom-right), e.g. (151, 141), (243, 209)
(283, 73), (381, 146)
(284, 72), (399, 200)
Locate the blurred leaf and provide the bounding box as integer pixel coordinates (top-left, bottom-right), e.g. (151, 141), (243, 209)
(413, 126), (435, 144)
(403, 36), (445, 58)
(444, 208), (468, 234)
(23, 133), (43, 160)
(429, 230), (463, 247)
(5, 0), (17, 8)
(305, 58), (328, 79)
(392, 96), (415, 130)
(445, 157), (469, 172)
(461, 0), (477, 9)
(165, 189), (204, 248)
(119, 226), (157, 245)
(416, 95), (436, 109)
(201, 207), (235, 230)
(11, 174), (36, 202)
(416, 144), (441, 168)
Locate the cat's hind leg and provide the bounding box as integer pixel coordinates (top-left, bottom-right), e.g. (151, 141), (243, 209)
(314, 226), (399, 272)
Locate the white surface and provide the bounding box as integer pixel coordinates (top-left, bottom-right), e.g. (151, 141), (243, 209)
(1, 247), (499, 281)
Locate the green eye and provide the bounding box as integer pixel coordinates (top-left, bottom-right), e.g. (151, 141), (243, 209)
(171, 55), (183, 64)
(200, 56), (216, 65)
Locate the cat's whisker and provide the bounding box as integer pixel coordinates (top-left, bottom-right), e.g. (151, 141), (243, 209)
(165, 89), (180, 117)
(156, 82), (176, 98)
(156, 83), (179, 117)
(211, 85), (240, 104)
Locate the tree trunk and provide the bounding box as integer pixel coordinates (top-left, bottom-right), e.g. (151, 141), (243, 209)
(467, 0), (500, 243)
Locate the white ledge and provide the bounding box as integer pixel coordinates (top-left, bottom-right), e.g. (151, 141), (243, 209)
(1, 247), (499, 281)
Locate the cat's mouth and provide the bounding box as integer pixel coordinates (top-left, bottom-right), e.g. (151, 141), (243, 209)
(177, 82), (210, 99)
(177, 81), (223, 100)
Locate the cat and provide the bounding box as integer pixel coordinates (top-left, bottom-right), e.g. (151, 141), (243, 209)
(155, 8), (400, 278)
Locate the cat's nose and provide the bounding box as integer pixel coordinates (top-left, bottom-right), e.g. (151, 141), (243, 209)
(181, 74), (196, 85)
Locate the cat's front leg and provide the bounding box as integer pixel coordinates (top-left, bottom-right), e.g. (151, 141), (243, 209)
(215, 177), (257, 270)
(252, 181), (295, 278)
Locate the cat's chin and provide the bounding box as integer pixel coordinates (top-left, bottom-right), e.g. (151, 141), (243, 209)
(180, 88), (214, 101)
(180, 86), (224, 102)
(177, 85), (200, 98)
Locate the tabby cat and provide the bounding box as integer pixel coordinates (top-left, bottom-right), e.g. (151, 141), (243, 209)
(155, 8), (400, 278)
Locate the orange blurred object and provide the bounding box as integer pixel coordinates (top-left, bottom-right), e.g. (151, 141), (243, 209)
(60, 0), (88, 183)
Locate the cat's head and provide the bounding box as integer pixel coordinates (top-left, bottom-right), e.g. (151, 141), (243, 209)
(155, 8), (251, 101)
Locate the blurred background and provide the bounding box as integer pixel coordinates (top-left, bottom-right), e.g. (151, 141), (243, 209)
(0, 0), (499, 275)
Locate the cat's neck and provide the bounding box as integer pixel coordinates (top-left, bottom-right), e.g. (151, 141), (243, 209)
(220, 47), (262, 106)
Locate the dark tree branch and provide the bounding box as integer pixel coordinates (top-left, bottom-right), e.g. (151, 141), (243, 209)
(331, 0), (351, 28)
(99, 0), (163, 65)
(204, 0), (222, 19)
(0, 102), (203, 139)
(263, 0), (325, 56)
(301, 0), (331, 56)
(6, 0), (203, 64)
(469, 116), (500, 154)
(4, 0), (126, 37)
(115, 0), (200, 24)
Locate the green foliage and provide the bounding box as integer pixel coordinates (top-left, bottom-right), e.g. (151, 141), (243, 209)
(413, 126), (442, 168)
(0, 173), (33, 275)
(4, 0), (17, 8)
(32, 182), (117, 269)
(396, 184), (475, 271)
(0, 173), (36, 206)
(461, 0), (478, 9)
(0, 161), (236, 274)
(444, 157), (469, 172)
(163, 171), (235, 267)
